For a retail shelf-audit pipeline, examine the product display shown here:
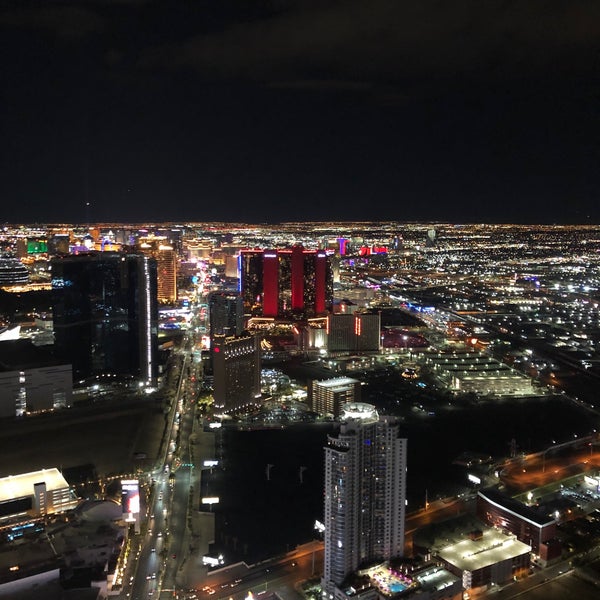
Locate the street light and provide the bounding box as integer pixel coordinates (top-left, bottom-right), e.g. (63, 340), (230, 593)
(313, 520), (325, 576)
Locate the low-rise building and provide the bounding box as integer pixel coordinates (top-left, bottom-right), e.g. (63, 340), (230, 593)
(476, 489), (559, 561)
(422, 351), (536, 396)
(437, 527), (530, 591)
(0, 468), (78, 521)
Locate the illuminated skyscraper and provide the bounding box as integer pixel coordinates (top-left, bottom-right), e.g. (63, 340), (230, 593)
(51, 252), (158, 384)
(240, 246), (332, 318)
(212, 333), (261, 412)
(323, 405), (407, 596)
(155, 245), (177, 304)
(138, 238), (177, 304)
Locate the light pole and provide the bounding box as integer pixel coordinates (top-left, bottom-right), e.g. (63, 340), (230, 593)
(313, 520), (325, 576)
(542, 451), (546, 473)
(542, 441), (556, 473)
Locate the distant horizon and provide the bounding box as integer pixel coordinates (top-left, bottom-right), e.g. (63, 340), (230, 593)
(2, 219), (600, 228)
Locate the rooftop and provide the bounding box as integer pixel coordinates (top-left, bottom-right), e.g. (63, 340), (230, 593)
(479, 488), (556, 527)
(0, 468), (69, 503)
(315, 377), (360, 388)
(414, 565), (461, 592)
(341, 402), (378, 422)
(438, 528), (531, 572)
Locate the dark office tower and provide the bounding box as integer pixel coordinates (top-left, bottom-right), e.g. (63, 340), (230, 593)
(240, 247), (333, 318)
(323, 407), (407, 597)
(208, 292), (244, 339)
(212, 333), (261, 412)
(51, 252), (158, 385)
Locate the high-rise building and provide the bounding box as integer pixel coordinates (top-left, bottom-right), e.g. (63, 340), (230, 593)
(327, 312), (381, 352)
(224, 253), (239, 279)
(212, 333), (261, 412)
(155, 245), (177, 304)
(308, 377), (361, 418)
(138, 238), (177, 304)
(51, 252), (158, 384)
(323, 404), (407, 596)
(240, 246), (333, 318)
(208, 292), (244, 339)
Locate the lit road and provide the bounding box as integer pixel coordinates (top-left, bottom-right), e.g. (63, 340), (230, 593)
(161, 401), (197, 595)
(123, 348), (194, 600)
(500, 444), (600, 493)
(127, 471), (174, 599)
(201, 542), (324, 600)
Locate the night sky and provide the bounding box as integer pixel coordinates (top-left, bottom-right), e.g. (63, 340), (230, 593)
(1, 0), (599, 224)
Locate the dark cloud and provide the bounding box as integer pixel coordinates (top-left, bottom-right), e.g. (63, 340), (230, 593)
(1, 0), (599, 223)
(0, 4), (106, 38)
(140, 0), (600, 87)
(0, 0), (150, 39)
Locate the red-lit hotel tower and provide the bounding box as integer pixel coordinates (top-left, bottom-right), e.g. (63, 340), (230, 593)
(240, 246), (333, 318)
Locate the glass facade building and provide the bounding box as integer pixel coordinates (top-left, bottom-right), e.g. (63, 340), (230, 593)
(51, 252), (158, 384)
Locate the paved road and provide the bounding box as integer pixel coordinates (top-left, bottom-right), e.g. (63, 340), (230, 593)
(202, 542), (324, 600)
(124, 351), (192, 600)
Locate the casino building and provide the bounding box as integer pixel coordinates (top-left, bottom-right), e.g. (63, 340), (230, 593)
(240, 246), (333, 319)
(0, 254), (29, 286)
(327, 312), (381, 352)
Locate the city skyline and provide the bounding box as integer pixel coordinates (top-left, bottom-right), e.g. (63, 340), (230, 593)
(2, 1), (599, 224)
(1, 221), (600, 597)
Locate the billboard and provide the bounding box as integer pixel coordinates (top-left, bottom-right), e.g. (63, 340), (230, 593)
(121, 479), (140, 515)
